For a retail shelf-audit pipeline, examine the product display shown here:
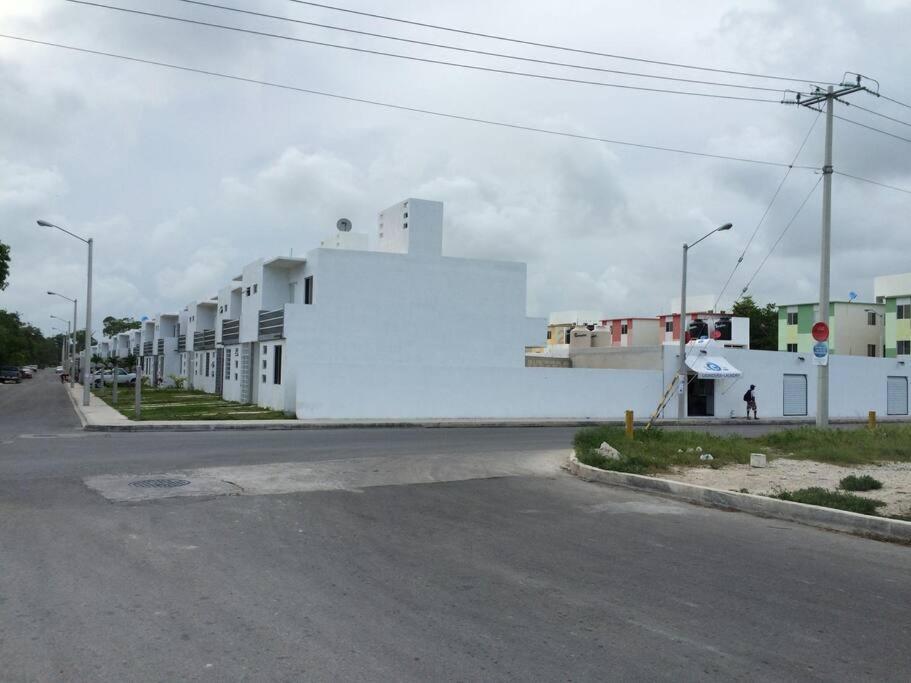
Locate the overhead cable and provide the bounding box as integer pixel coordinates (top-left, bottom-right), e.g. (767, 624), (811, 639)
(283, 0), (838, 86)
(0, 33), (816, 169)
(835, 171), (911, 195)
(65, 1), (784, 103)
(148, 0), (797, 95)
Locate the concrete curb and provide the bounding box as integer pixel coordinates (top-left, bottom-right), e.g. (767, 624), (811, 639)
(566, 453), (911, 544)
(63, 381), (88, 429)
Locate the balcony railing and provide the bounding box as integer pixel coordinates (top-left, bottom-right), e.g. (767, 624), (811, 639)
(157, 339), (164, 354)
(258, 309), (284, 341)
(143, 341), (154, 356)
(132, 345), (139, 356)
(177, 334), (186, 352)
(193, 329), (216, 350)
(222, 318), (240, 346)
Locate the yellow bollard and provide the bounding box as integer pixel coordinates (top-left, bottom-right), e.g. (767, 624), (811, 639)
(868, 410), (877, 430)
(625, 410), (634, 439)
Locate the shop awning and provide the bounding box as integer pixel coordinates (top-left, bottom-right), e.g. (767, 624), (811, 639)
(685, 354), (742, 379)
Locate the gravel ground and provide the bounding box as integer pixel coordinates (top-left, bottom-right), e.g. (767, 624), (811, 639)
(663, 458), (911, 516)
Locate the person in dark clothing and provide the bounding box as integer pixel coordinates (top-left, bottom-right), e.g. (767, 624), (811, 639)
(743, 384), (758, 420)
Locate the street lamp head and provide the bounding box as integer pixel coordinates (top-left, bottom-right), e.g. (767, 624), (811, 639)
(47, 290), (56, 296)
(717, 223), (733, 232)
(36, 219), (55, 228)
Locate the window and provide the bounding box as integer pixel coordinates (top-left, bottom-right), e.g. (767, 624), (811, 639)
(787, 343), (798, 353)
(205, 352), (210, 377)
(898, 340), (911, 355)
(404, 212), (409, 218)
(289, 281), (297, 303)
(225, 353), (231, 380)
(621, 323), (628, 335)
(304, 276), (314, 305)
(403, 222), (408, 229)
(546, 330), (552, 340)
(273, 346), (282, 385)
(898, 304), (911, 320)
(665, 320), (673, 333)
(262, 374), (267, 384)
(787, 311), (799, 325)
(867, 311), (877, 326)
(868, 344), (877, 357)
(245, 287), (250, 297)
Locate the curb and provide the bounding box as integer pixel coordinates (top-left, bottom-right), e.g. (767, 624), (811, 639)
(566, 453), (911, 544)
(63, 382), (88, 429)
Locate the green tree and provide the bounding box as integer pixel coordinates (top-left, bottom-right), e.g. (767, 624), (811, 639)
(102, 316), (142, 337)
(0, 241), (10, 290)
(0, 310), (61, 366)
(732, 295), (778, 350)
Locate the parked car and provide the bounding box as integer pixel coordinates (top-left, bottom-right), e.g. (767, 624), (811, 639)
(1, 366), (22, 384)
(96, 368), (137, 386)
(20, 367), (33, 379)
(55, 366), (64, 374)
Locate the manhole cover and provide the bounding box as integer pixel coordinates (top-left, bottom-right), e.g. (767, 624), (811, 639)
(129, 479), (191, 489)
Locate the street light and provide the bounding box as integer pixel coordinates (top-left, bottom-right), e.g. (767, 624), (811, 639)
(37, 219), (94, 406)
(50, 315), (71, 377)
(677, 222), (733, 421)
(48, 291), (77, 389)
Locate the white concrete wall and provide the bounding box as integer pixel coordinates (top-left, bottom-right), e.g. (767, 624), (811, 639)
(222, 344), (243, 402)
(191, 349), (218, 394)
(661, 346), (911, 418)
(295, 363), (662, 419)
(256, 340), (287, 412)
(834, 303), (884, 356)
(377, 198), (443, 257)
(159, 338), (181, 387)
(239, 260), (264, 343)
(875, 272), (911, 300)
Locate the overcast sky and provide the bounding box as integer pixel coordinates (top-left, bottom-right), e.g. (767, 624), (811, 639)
(1, 0), (909, 336)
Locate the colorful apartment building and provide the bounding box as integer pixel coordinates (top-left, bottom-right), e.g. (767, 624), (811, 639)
(777, 301), (884, 357)
(657, 311), (749, 348)
(875, 272), (911, 357)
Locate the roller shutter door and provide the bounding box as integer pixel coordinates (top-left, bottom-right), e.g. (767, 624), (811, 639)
(782, 374), (807, 416)
(887, 376), (908, 415)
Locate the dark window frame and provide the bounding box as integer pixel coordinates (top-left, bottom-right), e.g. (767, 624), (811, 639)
(304, 276), (314, 305)
(273, 345), (282, 385)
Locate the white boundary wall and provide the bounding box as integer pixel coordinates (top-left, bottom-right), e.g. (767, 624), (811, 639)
(295, 363), (662, 419)
(661, 347), (911, 419)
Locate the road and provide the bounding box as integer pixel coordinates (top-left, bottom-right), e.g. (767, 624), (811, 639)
(1, 372), (909, 681)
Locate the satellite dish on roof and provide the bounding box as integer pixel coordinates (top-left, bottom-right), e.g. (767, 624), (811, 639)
(336, 218), (352, 232)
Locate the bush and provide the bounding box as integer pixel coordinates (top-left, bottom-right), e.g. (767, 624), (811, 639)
(771, 487), (885, 516)
(838, 474), (883, 491)
(168, 374), (186, 390)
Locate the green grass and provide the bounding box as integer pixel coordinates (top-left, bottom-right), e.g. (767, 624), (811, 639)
(838, 474), (883, 491)
(93, 387), (289, 420)
(771, 487), (886, 516)
(574, 424), (911, 475)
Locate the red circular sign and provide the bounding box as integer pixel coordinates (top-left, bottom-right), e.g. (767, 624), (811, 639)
(812, 322), (829, 342)
(711, 330), (722, 340)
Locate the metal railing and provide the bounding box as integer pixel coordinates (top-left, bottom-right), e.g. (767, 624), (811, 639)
(222, 318), (240, 345)
(193, 329), (216, 350)
(177, 334), (186, 352)
(258, 309), (284, 341)
(143, 341), (153, 356)
(157, 339), (164, 354)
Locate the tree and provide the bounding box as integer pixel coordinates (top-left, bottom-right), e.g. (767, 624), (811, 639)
(0, 310), (61, 366)
(0, 241), (9, 290)
(732, 295), (778, 350)
(102, 316), (142, 337)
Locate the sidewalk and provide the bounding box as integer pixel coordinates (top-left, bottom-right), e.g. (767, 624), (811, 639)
(64, 384), (907, 432)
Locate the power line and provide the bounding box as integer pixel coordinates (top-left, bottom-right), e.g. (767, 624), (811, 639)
(0, 34), (817, 169)
(145, 0), (799, 95)
(833, 113), (911, 145)
(740, 175), (823, 294)
(284, 0), (838, 86)
(841, 101), (911, 129)
(835, 171), (911, 195)
(66, 1), (783, 103)
(877, 93), (911, 112)
(712, 111), (821, 310)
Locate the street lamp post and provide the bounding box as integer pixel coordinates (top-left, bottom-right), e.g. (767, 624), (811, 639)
(51, 315), (70, 372)
(37, 220), (94, 406)
(48, 291), (77, 389)
(677, 223), (733, 420)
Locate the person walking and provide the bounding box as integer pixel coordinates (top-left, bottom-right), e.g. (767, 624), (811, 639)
(743, 384), (758, 420)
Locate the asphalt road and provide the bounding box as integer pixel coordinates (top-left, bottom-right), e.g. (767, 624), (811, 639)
(1, 372), (909, 681)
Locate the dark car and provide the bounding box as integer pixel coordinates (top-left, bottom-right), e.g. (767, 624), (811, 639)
(1, 366), (22, 384)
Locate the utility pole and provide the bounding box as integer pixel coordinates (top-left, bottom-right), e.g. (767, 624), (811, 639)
(787, 77), (866, 428)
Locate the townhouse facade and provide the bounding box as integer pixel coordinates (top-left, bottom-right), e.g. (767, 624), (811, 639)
(875, 272), (911, 358)
(777, 301), (884, 357)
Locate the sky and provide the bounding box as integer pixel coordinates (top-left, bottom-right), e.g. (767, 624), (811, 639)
(1, 0), (909, 337)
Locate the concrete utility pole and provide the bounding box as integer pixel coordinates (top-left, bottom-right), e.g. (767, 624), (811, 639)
(789, 78), (865, 428)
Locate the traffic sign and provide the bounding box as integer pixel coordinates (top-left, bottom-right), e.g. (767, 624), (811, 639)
(812, 322), (829, 342)
(813, 341), (829, 366)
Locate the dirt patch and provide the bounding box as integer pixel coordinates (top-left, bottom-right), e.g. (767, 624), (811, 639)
(663, 459), (911, 517)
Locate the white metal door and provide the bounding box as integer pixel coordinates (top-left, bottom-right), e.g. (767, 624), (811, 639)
(782, 374), (807, 416)
(887, 376), (908, 415)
